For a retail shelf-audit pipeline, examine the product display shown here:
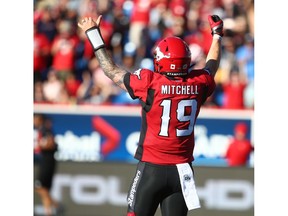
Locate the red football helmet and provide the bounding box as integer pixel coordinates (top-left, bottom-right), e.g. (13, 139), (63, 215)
(153, 36), (191, 76)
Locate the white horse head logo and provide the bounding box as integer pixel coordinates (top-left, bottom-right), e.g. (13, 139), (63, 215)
(154, 47), (170, 61)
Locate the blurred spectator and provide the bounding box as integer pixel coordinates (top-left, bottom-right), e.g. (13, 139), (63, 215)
(64, 73), (81, 103)
(79, 0), (114, 46)
(111, 42), (141, 105)
(225, 122), (254, 166)
(34, 81), (46, 103)
(78, 0), (99, 19)
(56, 0), (79, 22)
(169, 0), (186, 17)
(244, 0), (254, 35)
(76, 70), (93, 103)
(186, 0), (202, 34)
(235, 33), (254, 84)
(121, 41), (138, 71)
(110, 32), (125, 65)
(42, 68), (70, 104)
(34, 5), (58, 42)
(34, 23), (51, 83)
(34, 114), (60, 216)
(216, 34), (237, 84)
(111, 0), (131, 46)
(129, 0), (151, 48)
(202, 84), (223, 108)
(83, 84), (107, 104)
(185, 18), (212, 56)
(33, 0), (254, 108)
(188, 43), (206, 69)
(222, 65), (247, 109)
(91, 57), (119, 102)
(74, 26), (94, 79)
(78, 57), (119, 104)
(235, 33), (254, 109)
(244, 80), (254, 109)
(50, 19), (79, 82)
(164, 15), (186, 39)
(95, 16), (115, 48)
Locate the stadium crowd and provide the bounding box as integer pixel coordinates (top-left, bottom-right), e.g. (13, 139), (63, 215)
(34, 0), (254, 109)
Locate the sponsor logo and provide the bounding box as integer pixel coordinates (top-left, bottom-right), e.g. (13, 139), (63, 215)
(184, 174), (191, 181)
(55, 131), (101, 162)
(127, 170), (141, 207)
(125, 125), (233, 159)
(51, 174), (253, 210)
(51, 174), (127, 205)
(197, 179), (254, 210)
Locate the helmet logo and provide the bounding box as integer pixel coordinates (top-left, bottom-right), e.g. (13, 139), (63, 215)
(154, 47), (170, 61)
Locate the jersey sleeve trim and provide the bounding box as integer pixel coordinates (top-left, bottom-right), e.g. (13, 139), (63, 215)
(124, 73), (137, 99)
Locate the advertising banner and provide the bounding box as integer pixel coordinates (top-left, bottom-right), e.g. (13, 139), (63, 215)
(34, 162), (254, 216)
(34, 104), (254, 166)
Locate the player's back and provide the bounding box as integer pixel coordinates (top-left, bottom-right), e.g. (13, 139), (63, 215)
(127, 68), (215, 165)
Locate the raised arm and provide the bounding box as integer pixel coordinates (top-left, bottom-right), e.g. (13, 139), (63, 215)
(205, 15), (224, 77)
(78, 16), (128, 91)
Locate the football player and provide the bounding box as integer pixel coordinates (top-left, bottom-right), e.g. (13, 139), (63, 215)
(78, 14), (223, 216)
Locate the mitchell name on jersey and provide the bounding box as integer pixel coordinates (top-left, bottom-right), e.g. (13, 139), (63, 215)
(161, 85), (199, 95)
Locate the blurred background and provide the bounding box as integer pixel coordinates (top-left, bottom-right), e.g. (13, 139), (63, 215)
(33, 0), (254, 215)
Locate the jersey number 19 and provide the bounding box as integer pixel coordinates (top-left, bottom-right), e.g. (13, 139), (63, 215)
(159, 99), (197, 137)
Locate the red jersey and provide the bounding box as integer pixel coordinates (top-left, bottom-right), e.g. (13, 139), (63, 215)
(51, 35), (79, 71)
(130, 0), (151, 24)
(34, 32), (50, 71)
(223, 82), (246, 109)
(124, 68), (215, 165)
(226, 139), (253, 166)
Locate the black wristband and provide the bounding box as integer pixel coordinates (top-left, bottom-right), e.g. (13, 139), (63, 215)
(85, 26), (105, 51)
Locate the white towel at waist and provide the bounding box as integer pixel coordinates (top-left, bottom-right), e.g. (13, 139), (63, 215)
(176, 163), (201, 210)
